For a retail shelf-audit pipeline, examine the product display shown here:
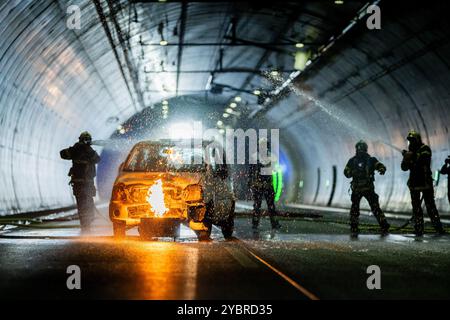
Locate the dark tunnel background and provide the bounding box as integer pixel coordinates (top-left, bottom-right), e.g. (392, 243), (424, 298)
(0, 0), (449, 216)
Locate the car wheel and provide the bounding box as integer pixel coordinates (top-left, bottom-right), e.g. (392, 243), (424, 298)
(221, 225), (233, 239)
(113, 221), (126, 239)
(195, 229), (212, 241)
(195, 220), (212, 241)
(221, 201), (235, 239)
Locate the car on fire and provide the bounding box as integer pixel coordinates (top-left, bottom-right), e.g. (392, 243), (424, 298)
(109, 140), (235, 241)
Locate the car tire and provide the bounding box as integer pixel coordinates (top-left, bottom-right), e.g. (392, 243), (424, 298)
(195, 229), (212, 241)
(195, 219), (212, 241)
(221, 223), (234, 239)
(113, 221), (126, 239)
(221, 201), (235, 239)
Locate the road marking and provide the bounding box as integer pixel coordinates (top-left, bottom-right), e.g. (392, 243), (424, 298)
(239, 243), (320, 300)
(236, 202), (450, 225)
(223, 246), (259, 269)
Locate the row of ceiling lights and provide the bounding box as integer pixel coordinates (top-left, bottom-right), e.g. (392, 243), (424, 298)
(154, 0), (345, 129)
(216, 87), (263, 131)
(158, 40), (306, 49)
(162, 99), (169, 119)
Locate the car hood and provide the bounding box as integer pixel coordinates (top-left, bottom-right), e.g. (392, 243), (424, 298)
(115, 171), (203, 189)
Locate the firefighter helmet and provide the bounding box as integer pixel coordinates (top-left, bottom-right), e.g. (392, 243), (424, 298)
(79, 131), (92, 144)
(355, 140), (368, 153)
(406, 130), (422, 143)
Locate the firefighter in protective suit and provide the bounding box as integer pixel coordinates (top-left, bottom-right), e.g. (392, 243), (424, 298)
(60, 132), (100, 233)
(344, 140), (390, 235)
(401, 131), (444, 236)
(249, 140), (281, 230)
(440, 156), (450, 206)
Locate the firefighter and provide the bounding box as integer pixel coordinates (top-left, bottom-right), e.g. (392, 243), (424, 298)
(60, 132), (100, 233)
(344, 140), (390, 236)
(401, 131), (445, 236)
(440, 156), (450, 205)
(249, 141), (281, 230)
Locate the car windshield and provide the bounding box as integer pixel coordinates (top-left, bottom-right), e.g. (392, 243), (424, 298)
(123, 143), (206, 173)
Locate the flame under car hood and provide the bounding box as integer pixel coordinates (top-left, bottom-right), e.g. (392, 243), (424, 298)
(115, 171), (203, 188)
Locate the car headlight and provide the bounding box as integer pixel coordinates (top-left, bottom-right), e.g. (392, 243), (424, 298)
(183, 184), (203, 202)
(111, 183), (128, 202)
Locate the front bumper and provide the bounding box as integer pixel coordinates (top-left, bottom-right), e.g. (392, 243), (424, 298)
(109, 201), (207, 227)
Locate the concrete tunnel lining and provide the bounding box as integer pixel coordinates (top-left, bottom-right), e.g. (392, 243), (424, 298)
(0, 1), (449, 216)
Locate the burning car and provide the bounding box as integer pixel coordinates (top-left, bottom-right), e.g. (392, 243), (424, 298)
(109, 140), (235, 241)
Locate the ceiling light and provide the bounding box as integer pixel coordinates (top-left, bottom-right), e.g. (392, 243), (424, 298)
(223, 113), (229, 118)
(229, 102), (237, 108)
(234, 96), (242, 102)
(334, 0), (344, 4)
(226, 108), (233, 113)
(162, 100), (169, 105)
(119, 128), (126, 134)
(295, 43), (304, 48)
(162, 105), (169, 110)
(270, 70), (279, 76)
(217, 120), (223, 126)
(253, 90), (261, 95)
(294, 51), (311, 71)
(160, 40), (168, 46)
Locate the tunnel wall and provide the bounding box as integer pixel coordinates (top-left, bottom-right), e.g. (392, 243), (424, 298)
(1, 1), (449, 216)
(0, 0), (135, 215)
(269, 3), (450, 213)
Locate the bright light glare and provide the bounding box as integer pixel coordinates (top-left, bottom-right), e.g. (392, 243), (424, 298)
(234, 96), (242, 102)
(160, 40), (168, 46)
(253, 90), (261, 95)
(226, 108), (233, 113)
(230, 102), (237, 108)
(217, 120), (223, 126)
(147, 179), (168, 217)
(169, 122), (194, 139)
(295, 43), (304, 48)
(223, 113), (229, 118)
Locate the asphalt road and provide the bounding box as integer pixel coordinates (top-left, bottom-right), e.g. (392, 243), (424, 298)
(1, 203), (450, 300)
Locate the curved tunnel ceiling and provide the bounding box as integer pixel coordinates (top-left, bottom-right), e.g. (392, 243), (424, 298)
(0, 1), (449, 215)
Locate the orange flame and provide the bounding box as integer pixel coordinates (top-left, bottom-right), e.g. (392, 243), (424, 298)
(147, 179), (168, 217)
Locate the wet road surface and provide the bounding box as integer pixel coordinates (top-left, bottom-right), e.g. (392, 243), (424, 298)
(1, 203), (450, 299)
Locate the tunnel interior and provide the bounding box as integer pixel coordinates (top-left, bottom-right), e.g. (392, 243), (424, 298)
(1, 0), (449, 216)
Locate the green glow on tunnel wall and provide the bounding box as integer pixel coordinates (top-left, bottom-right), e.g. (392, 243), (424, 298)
(272, 164), (283, 202)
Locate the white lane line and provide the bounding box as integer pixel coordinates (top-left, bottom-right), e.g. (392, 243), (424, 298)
(223, 246), (259, 269)
(285, 203), (450, 224)
(236, 202), (450, 224)
(242, 245), (319, 300)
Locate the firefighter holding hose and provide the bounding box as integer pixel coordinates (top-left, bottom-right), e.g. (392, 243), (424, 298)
(60, 132), (100, 233)
(249, 139), (281, 230)
(344, 140), (390, 236)
(401, 131), (445, 236)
